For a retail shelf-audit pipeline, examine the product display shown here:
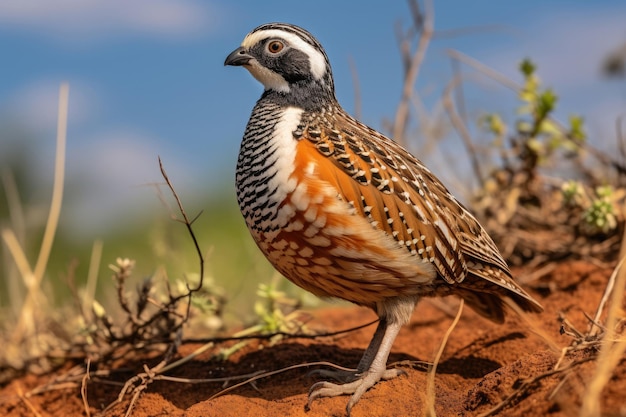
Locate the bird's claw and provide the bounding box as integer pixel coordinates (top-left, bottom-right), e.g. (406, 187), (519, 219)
(305, 368), (405, 415)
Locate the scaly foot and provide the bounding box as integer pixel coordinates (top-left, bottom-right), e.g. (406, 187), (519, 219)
(306, 367), (405, 415)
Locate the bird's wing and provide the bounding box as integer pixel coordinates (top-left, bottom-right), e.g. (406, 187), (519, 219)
(295, 109), (480, 285)
(294, 110), (543, 313)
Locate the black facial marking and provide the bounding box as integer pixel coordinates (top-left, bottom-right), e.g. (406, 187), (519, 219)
(241, 24), (338, 111)
(250, 39), (313, 83)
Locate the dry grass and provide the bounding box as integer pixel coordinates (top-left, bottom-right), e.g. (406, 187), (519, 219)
(425, 299), (464, 416)
(580, 233), (626, 417)
(1, 82), (70, 379)
(0, 83), (225, 412)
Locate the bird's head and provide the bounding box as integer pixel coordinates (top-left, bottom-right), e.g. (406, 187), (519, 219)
(225, 23), (335, 105)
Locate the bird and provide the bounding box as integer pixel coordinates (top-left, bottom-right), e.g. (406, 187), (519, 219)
(224, 23), (542, 414)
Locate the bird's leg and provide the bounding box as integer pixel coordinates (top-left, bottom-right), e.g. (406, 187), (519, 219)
(307, 317), (405, 414)
(355, 318), (395, 374)
(309, 318), (401, 383)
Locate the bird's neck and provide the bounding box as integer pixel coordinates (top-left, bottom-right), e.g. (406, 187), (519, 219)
(260, 81), (337, 113)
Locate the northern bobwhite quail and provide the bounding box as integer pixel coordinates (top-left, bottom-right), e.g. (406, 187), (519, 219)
(225, 22), (542, 414)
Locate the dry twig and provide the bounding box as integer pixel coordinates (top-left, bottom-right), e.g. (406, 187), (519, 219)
(392, 0), (434, 146)
(425, 299), (464, 416)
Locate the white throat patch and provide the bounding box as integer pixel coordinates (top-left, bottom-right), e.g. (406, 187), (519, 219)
(246, 60), (291, 93)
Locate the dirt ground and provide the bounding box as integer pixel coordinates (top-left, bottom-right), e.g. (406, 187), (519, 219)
(1, 260), (625, 416)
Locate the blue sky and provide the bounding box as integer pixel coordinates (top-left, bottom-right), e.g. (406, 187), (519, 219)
(1, 0), (625, 235)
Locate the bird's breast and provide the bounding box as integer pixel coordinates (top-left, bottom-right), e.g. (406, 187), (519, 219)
(236, 108), (436, 305)
(236, 105), (304, 235)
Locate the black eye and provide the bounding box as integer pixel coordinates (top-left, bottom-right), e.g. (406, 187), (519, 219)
(267, 40), (284, 54)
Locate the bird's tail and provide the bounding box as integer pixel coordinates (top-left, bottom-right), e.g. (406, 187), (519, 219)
(456, 288), (543, 324)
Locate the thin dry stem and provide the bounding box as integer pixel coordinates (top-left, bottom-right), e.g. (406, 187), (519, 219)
(392, 0), (433, 146)
(1, 169), (26, 319)
(158, 157), (204, 295)
(208, 361), (353, 401)
(9, 82), (69, 344)
(158, 342), (215, 374)
(2, 229), (33, 285)
(1, 169), (26, 244)
(182, 318), (379, 344)
(447, 49), (520, 91)
(33, 82), (68, 281)
(449, 55), (468, 125)
(81, 359), (91, 417)
(17, 383), (43, 417)
(425, 299), (464, 416)
(581, 339), (626, 417)
(442, 75), (484, 187)
(590, 255), (626, 336)
(581, 250), (626, 417)
(150, 370), (267, 385)
(83, 240), (103, 321)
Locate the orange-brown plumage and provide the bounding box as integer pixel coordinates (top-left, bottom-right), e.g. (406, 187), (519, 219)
(257, 135), (436, 305)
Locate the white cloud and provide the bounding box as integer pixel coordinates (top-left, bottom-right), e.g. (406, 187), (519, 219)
(62, 129), (195, 235)
(69, 131), (163, 189)
(5, 80), (98, 132)
(0, 83), (194, 236)
(0, 0), (216, 41)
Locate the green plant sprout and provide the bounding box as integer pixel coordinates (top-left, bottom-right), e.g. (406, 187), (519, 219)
(583, 186), (618, 234)
(484, 59), (587, 170)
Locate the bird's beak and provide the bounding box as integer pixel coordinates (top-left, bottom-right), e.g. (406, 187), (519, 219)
(224, 47), (253, 66)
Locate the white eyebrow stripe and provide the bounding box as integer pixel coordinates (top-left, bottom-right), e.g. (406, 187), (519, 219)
(242, 29), (327, 80)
